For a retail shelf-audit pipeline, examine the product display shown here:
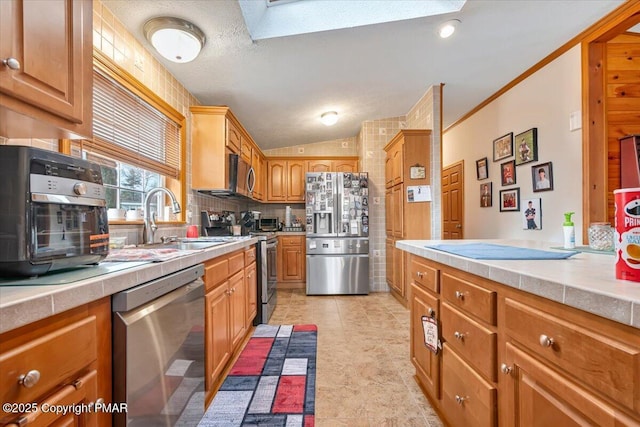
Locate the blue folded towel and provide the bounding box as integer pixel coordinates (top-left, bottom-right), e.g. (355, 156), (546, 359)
(425, 243), (578, 260)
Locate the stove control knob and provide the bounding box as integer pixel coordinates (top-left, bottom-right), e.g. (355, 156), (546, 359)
(73, 182), (87, 195)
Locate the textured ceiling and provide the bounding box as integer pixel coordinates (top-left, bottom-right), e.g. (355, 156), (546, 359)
(102, 0), (625, 150)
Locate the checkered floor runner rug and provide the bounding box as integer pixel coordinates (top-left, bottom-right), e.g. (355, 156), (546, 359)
(199, 324), (317, 427)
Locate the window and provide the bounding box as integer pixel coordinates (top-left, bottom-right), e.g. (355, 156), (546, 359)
(73, 51), (186, 221)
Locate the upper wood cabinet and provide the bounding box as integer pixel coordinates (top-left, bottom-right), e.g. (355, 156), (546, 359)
(0, 0), (93, 139)
(266, 159), (306, 202)
(191, 106), (266, 201)
(307, 158), (358, 173)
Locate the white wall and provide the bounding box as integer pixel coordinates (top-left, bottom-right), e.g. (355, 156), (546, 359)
(443, 45), (584, 244)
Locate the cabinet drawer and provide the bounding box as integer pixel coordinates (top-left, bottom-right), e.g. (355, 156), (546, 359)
(410, 256), (439, 293)
(442, 345), (496, 427)
(442, 302), (496, 382)
(280, 236), (302, 246)
(205, 257), (229, 291)
(228, 251), (245, 275)
(0, 317), (97, 405)
(442, 272), (496, 325)
(504, 298), (640, 413)
(226, 119), (241, 153)
(244, 246), (256, 265)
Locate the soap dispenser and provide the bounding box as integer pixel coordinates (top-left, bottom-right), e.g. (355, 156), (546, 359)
(563, 212), (575, 249)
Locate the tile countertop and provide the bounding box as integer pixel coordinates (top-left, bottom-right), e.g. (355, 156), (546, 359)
(0, 237), (259, 334)
(397, 239), (640, 330)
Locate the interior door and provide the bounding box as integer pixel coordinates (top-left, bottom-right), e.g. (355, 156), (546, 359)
(442, 161), (464, 239)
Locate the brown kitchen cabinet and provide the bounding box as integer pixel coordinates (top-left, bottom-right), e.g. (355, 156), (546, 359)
(307, 159), (332, 172)
(245, 259), (257, 327)
(307, 158), (358, 173)
(203, 248), (255, 407)
(0, 0), (93, 139)
(405, 252), (640, 426)
(277, 235), (305, 283)
(384, 130), (431, 305)
(0, 298), (111, 426)
(191, 106), (266, 201)
(267, 159), (306, 202)
(287, 160), (306, 202)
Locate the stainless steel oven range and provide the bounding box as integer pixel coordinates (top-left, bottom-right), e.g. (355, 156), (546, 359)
(252, 232), (278, 324)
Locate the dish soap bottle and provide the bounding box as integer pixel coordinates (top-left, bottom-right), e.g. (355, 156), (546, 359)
(563, 212), (575, 249)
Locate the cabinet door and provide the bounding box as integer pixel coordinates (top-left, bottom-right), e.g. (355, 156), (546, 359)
(307, 159), (332, 172)
(385, 238), (394, 287)
(393, 246), (405, 297)
(502, 342), (637, 427)
(240, 140), (252, 164)
(229, 271), (246, 350)
(267, 160), (287, 201)
(392, 184), (404, 238)
(226, 119), (241, 153)
(333, 160), (358, 172)
(411, 283), (440, 400)
(252, 150), (262, 200)
(0, 0), (91, 136)
(205, 283), (231, 391)
(287, 160), (306, 201)
(385, 188), (393, 235)
(392, 144), (403, 185)
(282, 244), (304, 281)
(245, 263), (257, 327)
(385, 155), (393, 188)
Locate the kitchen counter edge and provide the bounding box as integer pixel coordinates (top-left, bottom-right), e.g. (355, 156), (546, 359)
(0, 237), (259, 334)
(397, 239), (640, 330)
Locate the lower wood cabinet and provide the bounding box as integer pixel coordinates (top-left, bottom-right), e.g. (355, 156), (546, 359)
(407, 253), (640, 427)
(0, 298), (111, 426)
(277, 235), (305, 283)
(204, 248), (256, 407)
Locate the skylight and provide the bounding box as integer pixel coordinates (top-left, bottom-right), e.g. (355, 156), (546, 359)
(239, 0), (466, 40)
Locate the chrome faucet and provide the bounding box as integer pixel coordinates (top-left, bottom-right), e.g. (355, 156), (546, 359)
(144, 187), (181, 244)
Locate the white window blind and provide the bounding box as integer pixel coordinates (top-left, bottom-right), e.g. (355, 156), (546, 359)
(87, 69), (181, 179)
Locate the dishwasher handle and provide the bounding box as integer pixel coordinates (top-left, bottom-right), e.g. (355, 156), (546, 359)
(112, 263), (204, 312)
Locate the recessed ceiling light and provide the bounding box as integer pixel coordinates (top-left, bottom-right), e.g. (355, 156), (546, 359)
(143, 17), (206, 63)
(438, 19), (460, 39)
(320, 111), (339, 126)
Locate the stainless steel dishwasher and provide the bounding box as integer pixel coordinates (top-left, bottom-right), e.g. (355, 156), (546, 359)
(112, 264), (205, 427)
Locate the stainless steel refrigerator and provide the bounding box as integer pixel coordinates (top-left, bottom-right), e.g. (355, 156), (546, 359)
(305, 172), (369, 295)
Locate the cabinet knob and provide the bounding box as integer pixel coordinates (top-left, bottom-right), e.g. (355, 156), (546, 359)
(18, 370), (40, 388)
(539, 334), (554, 348)
(2, 57), (20, 70)
(427, 307), (435, 317)
(454, 395), (466, 405)
(416, 271), (424, 278)
(455, 291), (464, 300)
(454, 331), (464, 340)
(500, 363), (512, 375)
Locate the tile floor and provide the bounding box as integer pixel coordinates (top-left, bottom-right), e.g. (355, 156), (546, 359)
(269, 289), (444, 427)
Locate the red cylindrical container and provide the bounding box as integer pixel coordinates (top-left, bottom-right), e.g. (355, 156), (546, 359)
(614, 188), (640, 282)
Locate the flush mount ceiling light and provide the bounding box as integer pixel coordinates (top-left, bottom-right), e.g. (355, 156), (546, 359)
(143, 17), (206, 63)
(320, 111), (339, 126)
(438, 19), (460, 39)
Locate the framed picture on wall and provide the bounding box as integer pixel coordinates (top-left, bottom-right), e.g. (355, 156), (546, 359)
(493, 132), (513, 161)
(499, 188), (520, 212)
(514, 128), (538, 166)
(480, 182), (492, 207)
(522, 198), (542, 230)
(500, 160), (516, 186)
(532, 161), (554, 192)
(476, 157), (488, 180)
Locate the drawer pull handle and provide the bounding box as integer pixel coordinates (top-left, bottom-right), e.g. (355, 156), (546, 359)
(427, 308), (435, 317)
(2, 57), (21, 70)
(18, 370), (40, 388)
(454, 331), (464, 341)
(539, 334), (554, 348)
(416, 271), (424, 278)
(500, 363), (512, 375)
(455, 291), (464, 300)
(455, 395), (466, 405)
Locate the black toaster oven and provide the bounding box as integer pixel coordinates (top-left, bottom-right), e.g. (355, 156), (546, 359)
(0, 146), (109, 276)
